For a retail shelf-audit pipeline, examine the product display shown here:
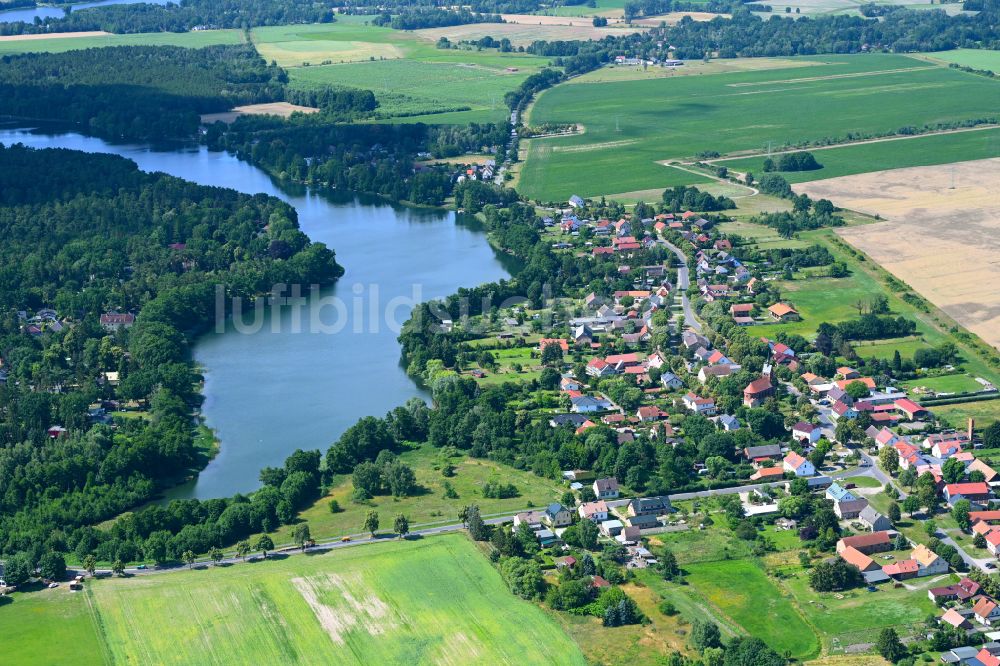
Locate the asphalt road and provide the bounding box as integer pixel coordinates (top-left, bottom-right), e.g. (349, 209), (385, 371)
(660, 238), (701, 333)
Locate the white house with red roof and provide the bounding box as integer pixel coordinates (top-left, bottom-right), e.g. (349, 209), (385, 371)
(586, 358), (617, 378)
(682, 392), (716, 416)
(792, 422), (821, 445)
(783, 451), (815, 477)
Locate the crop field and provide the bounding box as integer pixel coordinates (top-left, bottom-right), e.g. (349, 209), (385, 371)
(417, 19), (640, 47)
(803, 158), (1000, 349)
(920, 48), (1000, 73)
(0, 29), (244, 55)
(253, 19), (550, 122)
(84, 535), (585, 665)
(288, 443), (562, 542)
(716, 125), (1000, 183)
(519, 54), (1000, 201)
(684, 559), (819, 660)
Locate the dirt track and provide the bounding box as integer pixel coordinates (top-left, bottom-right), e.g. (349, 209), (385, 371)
(795, 158), (1000, 349)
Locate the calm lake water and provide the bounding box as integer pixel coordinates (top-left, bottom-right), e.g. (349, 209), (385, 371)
(0, 0), (169, 24)
(0, 127), (514, 499)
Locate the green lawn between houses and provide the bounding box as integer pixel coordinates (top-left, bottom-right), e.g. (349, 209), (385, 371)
(2, 534), (586, 666)
(519, 54), (1000, 201)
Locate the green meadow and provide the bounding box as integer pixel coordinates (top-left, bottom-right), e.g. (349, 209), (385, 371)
(252, 19), (550, 123)
(0, 535), (585, 666)
(920, 48), (1000, 73)
(684, 559), (819, 660)
(520, 54), (1000, 201)
(717, 126), (1000, 183)
(0, 29), (244, 55)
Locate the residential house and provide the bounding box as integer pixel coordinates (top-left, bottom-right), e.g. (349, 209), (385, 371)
(626, 513), (660, 529)
(616, 526), (641, 545)
(661, 372), (685, 390)
(636, 406), (668, 422)
(975, 598), (1000, 626)
(628, 496), (672, 518)
(828, 482), (859, 502)
(858, 505), (893, 532)
(939, 608), (972, 631)
(792, 422), (822, 445)
(730, 303), (754, 319)
(783, 451), (816, 477)
(699, 364), (737, 384)
(944, 482), (992, 505)
(830, 400), (859, 421)
(549, 414), (589, 429)
(578, 500), (609, 522)
(913, 543), (949, 576)
(718, 414), (740, 431)
(768, 303), (799, 321)
(513, 510), (547, 531)
(588, 357), (620, 378)
(835, 377), (877, 394)
(681, 331), (710, 350)
(970, 459), (1000, 483)
(100, 312), (135, 331)
(882, 559), (920, 580)
(560, 377), (583, 392)
(837, 367), (861, 380)
(928, 577), (981, 603)
(743, 376), (775, 407)
(835, 498), (870, 519)
(570, 396), (612, 413)
(600, 519), (624, 537)
(593, 477), (620, 499)
(682, 392), (717, 416)
(544, 503), (573, 528)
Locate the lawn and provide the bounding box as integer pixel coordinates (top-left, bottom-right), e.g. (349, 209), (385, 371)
(85, 534), (585, 665)
(0, 29), (244, 55)
(851, 337), (933, 361)
(520, 54), (1000, 201)
(717, 220), (810, 250)
(779, 567), (937, 651)
(650, 524), (751, 564)
(285, 443), (563, 545)
(252, 19), (549, 123)
(919, 48), (1000, 73)
(684, 559), (820, 660)
(1, 585), (109, 666)
(841, 475), (882, 488)
(716, 126), (1000, 184)
(899, 373), (984, 395)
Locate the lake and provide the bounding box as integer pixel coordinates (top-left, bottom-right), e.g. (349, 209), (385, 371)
(0, 0), (169, 24)
(0, 126), (514, 499)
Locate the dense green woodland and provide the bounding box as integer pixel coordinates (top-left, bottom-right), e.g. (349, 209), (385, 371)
(207, 119), (511, 205)
(0, 0), (333, 36)
(0, 45), (286, 141)
(0, 144), (341, 566)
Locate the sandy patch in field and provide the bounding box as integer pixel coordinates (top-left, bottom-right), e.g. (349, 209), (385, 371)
(796, 158), (1000, 349)
(292, 573), (397, 645)
(0, 30), (110, 41)
(201, 102), (319, 124)
(633, 11), (729, 25)
(418, 20), (642, 46)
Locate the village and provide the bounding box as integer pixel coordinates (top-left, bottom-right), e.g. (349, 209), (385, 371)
(434, 189), (1000, 663)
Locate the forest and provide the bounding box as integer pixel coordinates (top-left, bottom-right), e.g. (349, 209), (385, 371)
(0, 0), (334, 36)
(0, 144), (341, 568)
(0, 45), (286, 141)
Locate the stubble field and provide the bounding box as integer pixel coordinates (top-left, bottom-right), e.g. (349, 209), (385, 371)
(798, 158), (1000, 350)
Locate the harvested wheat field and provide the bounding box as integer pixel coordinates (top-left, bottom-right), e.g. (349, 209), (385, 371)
(796, 158), (1000, 349)
(418, 20), (642, 46)
(201, 102), (319, 124)
(0, 31), (110, 41)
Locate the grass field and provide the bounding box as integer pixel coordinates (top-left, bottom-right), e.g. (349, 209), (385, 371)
(0, 29), (244, 55)
(287, 443), (563, 544)
(520, 54), (1000, 201)
(716, 126), (1000, 183)
(931, 399), (1000, 429)
(919, 48), (1000, 73)
(82, 535), (585, 665)
(2, 585), (108, 665)
(684, 559), (819, 659)
(899, 373), (984, 394)
(252, 18), (549, 123)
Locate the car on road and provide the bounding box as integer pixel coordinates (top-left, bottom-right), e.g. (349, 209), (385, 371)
(136, 564), (147, 570)
(985, 562), (996, 570)
(341, 536), (351, 542)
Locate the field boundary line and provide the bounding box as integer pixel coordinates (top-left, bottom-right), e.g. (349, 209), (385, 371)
(724, 65), (940, 87)
(674, 123), (1000, 165)
(83, 585), (115, 666)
